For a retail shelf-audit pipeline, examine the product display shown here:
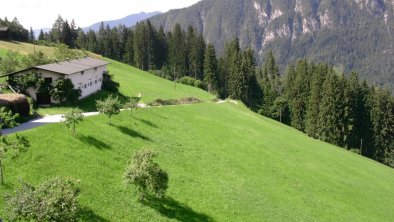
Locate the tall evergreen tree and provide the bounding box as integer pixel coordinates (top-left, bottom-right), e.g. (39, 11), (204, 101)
(38, 29), (45, 41)
(203, 44), (219, 93)
(288, 60), (310, 131)
(156, 26), (168, 69)
(371, 89), (394, 164)
(133, 22), (148, 70)
(305, 64), (328, 138)
(28, 27), (34, 43)
(318, 71), (346, 146)
(241, 48), (262, 110)
(226, 38), (241, 99)
(124, 29), (134, 66)
(146, 20), (158, 70)
(259, 51), (280, 118)
(75, 29), (86, 49)
(168, 24), (187, 80)
(61, 20), (72, 47)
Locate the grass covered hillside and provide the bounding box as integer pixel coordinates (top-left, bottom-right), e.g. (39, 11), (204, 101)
(35, 58), (214, 115)
(106, 58), (214, 103)
(0, 40), (57, 57)
(1, 101), (394, 221)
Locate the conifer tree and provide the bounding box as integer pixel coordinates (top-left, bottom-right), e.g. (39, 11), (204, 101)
(288, 60), (310, 131)
(260, 51), (280, 118)
(371, 89), (394, 164)
(28, 27), (34, 43)
(203, 44), (219, 93)
(226, 38), (242, 99)
(168, 24), (187, 80)
(241, 48), (262, 110)
(318, 71), (345, 145)
(38, 29), (45, 41)
(305, 64), (328, 138)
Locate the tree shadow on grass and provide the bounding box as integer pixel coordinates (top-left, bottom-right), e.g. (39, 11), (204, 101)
(77, 135), (111, 149)
(113, 125), (152, 141)
(133, 116), (158, 128)
(78, 206), (110, 222)
(143, 195), (215, 222)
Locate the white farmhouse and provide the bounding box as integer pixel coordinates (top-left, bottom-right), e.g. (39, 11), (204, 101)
(6, 57), (110, 104)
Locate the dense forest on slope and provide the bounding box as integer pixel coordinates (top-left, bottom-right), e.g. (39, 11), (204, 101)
(148, 0), (394, 91)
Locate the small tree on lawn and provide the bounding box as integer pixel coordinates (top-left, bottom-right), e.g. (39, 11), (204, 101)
(124, 149), (168, 201)
(0, 107), (19, 136)
(0, 134), (29, 185)
(63, 108), (84, 136)
(124, 97), (140, 116)
(96, 95), (121, 124)
(5, 177), (80, 222)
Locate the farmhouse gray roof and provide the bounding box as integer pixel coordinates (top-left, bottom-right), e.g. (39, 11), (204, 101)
(1, 57), (110, 77)
(0, 27), (8, 31)
(35, 57), (110, 75)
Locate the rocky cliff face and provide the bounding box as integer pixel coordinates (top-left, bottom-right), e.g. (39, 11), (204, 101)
(149, 0), (394, 90)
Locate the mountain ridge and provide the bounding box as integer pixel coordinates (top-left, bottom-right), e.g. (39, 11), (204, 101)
(148, 0), (394, 90)
(83, 11), (161, 31)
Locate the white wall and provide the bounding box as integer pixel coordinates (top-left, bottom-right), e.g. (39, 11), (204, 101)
(17, 65), (106, 103)
(67, 65), (106, 99)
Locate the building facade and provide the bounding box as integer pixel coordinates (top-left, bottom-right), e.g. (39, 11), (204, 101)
(6, 57), (110, 104)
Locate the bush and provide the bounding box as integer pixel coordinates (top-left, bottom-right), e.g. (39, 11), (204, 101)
(178, 76), (195, 86)
(5, 177), (81, 222)
(50, 78), (81, 104)
(0, 94), (30, 116)
(148, 97), (201, 106)
(349, 148), (361, 154)
(194, 80), (207, 90)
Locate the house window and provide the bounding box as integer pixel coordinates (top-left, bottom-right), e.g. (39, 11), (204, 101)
(44, 78), (52, 84)
(84, 84), (87, 88)
(78, 86), (81, 90)
(99, 78), (102, 82)
(81, 71), (84, 75)
(95, 80), (97, 84)
(94, 67), (98, 71)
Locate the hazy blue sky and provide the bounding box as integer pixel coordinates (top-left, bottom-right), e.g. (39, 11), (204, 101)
(0, 0), (201, 29)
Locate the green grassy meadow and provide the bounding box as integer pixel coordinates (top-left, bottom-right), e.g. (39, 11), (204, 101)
(1, 101), (394, 221)
(0, 47), (8, 58)
(0, 42), (393, 221)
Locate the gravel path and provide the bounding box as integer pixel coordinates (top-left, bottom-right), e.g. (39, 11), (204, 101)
(1, 112), (99, 135)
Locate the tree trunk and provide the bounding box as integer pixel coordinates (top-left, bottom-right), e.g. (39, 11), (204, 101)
(0, 160), (4, 185)
(73, 124), (76, 137)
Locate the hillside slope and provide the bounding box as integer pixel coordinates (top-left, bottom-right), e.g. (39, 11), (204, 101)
(0, 61), (393, 221)
(1, 43), (393, 220)
(149, 0), (394, 90)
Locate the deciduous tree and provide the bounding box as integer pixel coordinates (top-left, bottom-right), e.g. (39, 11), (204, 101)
(124, 149), (168, 201)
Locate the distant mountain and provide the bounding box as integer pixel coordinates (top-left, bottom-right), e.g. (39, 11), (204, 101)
(83, 11), (161, 31)
(149, 0), (394, 91)
(34, 11), (161, 37)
